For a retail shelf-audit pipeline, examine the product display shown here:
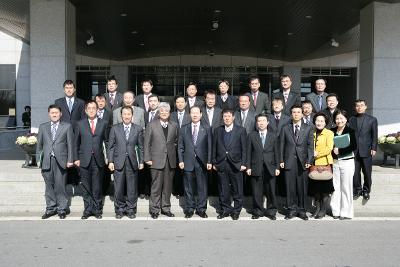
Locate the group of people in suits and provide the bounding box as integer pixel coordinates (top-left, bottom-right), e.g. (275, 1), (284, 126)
(36, 74), (377, 220)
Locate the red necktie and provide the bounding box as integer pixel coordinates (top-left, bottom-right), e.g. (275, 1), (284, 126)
(90, 120), (95, 134)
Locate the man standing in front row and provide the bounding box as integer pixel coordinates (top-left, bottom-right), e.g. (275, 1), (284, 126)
(37, 105), (74, 219)
(144, 102), (178, 219)
(280, 104), (314, 220)
(213, 109), (247, 220)
(178, 106), (212, 218)
(74, 100), (108, 219)
(108, 106), (144, 219)
(349, 99), (378, 200)
(246, 114), (280, 220)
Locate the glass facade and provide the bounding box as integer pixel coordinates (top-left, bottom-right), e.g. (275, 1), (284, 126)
(0, 64), (16, 116)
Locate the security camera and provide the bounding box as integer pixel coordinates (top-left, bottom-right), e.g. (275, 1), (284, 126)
(86, 36), (94, 45)
(331, 38), (339, 47)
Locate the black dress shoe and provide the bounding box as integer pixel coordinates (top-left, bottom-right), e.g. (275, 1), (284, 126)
(41, 211), (57, 219)
(231, 214), (239, 220)
(150, 213), (159, 219)
(266, 215), (277, 221)
(298, 213), (308, 220)
(363, 191), (370, 200)
(81, 214), (90, 220)
(115, 213), (123, 219)
(339, 216), (351, 220)
(251, 214), (260, 220)
(284, 214), (294, 220)
(127, 213), (136, 219)
(59, 213), (66, 219)
(332, 216), (340, 219)
(217, 213), (230, 219)
(195, 211), (208, 218)
(161, 211), (175, 217)
(184, 213), (193, 219)
(95, 214), (102, 219)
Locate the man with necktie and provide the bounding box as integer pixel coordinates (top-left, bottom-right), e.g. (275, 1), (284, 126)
(273, 75), (302, 116)
(201, 90), (223, 132)
(108, 106), (144, 219)
(37, 104), (74, 219)
(247, 75), (270, 115)
(185, 82), (204, 113)
(144, 94), (160, 126)
(306, 78), (329, 113)
(267, 97), (291, 138)
(134, 79), (153, 112)
(234, 94), (256, 135)
(216, 79), (239, 111)
(302, 100), (315, 126)
(170, 96), (191, 129)
(103, 76), (123, 111)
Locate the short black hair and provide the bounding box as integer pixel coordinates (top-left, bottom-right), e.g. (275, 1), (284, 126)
(190, 105), (202, 114)
(120, 105), (133, 115)
(24, 105), (31, 111)
(272, 97), (284, 104)
(222, 108), (235, 116)
(248, 75), (260, 83)
(204, 89), (216, 98)
(148, 94), (159, 102)
(313, 112), (328, 124)
(63, 79), (75, 88)
(48, 104), (61, 112)
(141, 79), (153, 86)
(218, 79), (230, 87)
(326, 93), (339, 101)
(256, 113), (269, 121)
(315, 77), (327, 85)
(85, 100), (98, 109)
(302, 99), (313, 106)
(186, 81), (198, 89)
(95, 94), (106, 100)
(333, 109), (349, 121)
(290, 104), (303, 112)
(238, 94), (250, 101)
(174, 95), (186, 102)
(280, 74), (292, 81)
(354, 99), (367, 106)
(107, 75), (118, 84)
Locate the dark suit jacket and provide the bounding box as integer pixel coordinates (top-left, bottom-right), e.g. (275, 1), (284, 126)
(178, 122), (212, 171)
(200, 107), (223, 131)
(74, 119), (108, 168)
(273, 90), (302, 116)
(185, 96), (204, 113)
(247, 130), (279, 177)
(234, 109), (256, 135)
(306, 92), (328, 113)
(170, 110), (191, 128)
(332, 125), (357, 160)
(322, 108), (338, 129)
(134, 93), (152, 111)
(37, 121), (74, 170)
(104, 91), (123, 111)
(349, 114), (378, 157)
(216, 95), (238, 111)
(302, 113), (315, 126)
(144, 120), (178, 169)
(280, 122), (314, 170)
(107, 123), (144, 171)
(144, 110), (160, 127)
(248, 91), (270, 115)
(54, 97), (86, 126)
(267, 113), (291, 138)
(212, 124), (247, 171)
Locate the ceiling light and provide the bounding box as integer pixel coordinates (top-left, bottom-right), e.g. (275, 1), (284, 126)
(305, 15), (312, 19)
(331, 38), (339, 47)
(273, 44), (279, 48)
(140, 43), (145, 46)
(287, 32), (293, 36)
(214, 9), (221, 13)
(120, 13), (127, 17)
(212, 21), (219, 29)
(131, 30), (138, 34)
(86, 36), (94, 45)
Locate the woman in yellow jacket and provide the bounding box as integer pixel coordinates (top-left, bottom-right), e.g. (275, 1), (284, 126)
(308, 112), (334, 219)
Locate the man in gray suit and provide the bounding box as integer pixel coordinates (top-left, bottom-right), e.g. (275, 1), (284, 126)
(104, 75), (123, 111)
(306, 78), (328, 113)
(108, 106), (144, 219)
(247, 75), (270, 115)
(178, 106), (212, 218)
(37, 104), (74, 219)
(113, 91), (145, 129)
(273, 74), (302, 116)
(234, 94), (256, 135)
(144, 102), (178, 219)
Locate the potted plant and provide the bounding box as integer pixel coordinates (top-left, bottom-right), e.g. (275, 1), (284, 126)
(15, 133), (38, 168)
(378, 132), (400, 168)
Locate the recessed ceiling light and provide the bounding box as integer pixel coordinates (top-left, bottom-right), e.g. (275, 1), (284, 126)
(305, 15), (312, 19)
(120, 13), (127, 17)
(273, 44), (279, 48)
(214, 9), (221, 13)
(131, 30), (138, 34)
(140, 43), (145, 46)
(287, 32), (293, 36)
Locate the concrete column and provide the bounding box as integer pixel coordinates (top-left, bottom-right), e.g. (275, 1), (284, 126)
(30, 0), (76, 128)
(282, 65), (302, 93)
(359, 2), (400, 125)
(110, 65), (129, 93)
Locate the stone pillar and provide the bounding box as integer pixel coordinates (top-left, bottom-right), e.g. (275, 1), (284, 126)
(30, 0), (76, 128)
(282, 65), (302, 93)
(110, 65), (129, 93)
(359, 2), (400, 125)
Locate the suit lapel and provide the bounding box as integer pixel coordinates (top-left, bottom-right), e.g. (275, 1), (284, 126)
(254, 132), (263, 150)
(61, 98), (70, 114)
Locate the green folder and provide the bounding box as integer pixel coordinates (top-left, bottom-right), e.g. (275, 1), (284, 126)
(334, 133), (350, 148)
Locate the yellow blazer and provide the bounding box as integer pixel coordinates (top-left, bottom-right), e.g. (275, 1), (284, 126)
(314, 128), (334, 165)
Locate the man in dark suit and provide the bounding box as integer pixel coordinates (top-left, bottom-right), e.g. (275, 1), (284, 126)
(134, 79), (153, 112)
(247, 75), (270, 115)
(302, 100), (315, 126)
(108, 106), (144, 219)
(246, 114), (280, 220)
(201, 90), (223, 132)
(234, 94), (256, 135)
(349, 99), (378, 200)
(280, 104), (314, 220)
(268, 97), (291, 138)
(103, 75), (123, 111)
(74, 100), (108, 219)
(144, 102), (178, 219)
(185, 82), (204, 112)
(144, 94), (160, 126)
(170, 96), (191, 128)
(54, 80), (85, 126)
(322, 93), (340, 129)
(95, 94), (112, 127)
(37, 104), (74, 219)
(178, 106), (212, 218)
(306, 78), (329, 112)
(212, 109), (247, 220)
(216, 79), (238, 111)
(273, 74), (301, 116)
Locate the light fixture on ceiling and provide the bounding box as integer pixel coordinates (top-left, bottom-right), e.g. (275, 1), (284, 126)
(287, 32), (293, 36)
(86, 36), (94, 45)
(212, 21), (219, 29)
(305, 15), (312, 19)
(140, 43), (145, 46)
(120, 13), (127, 17)
(214, 9), (221, 13)
(131, 30), (138, 34)
(331, 38), (339, 47)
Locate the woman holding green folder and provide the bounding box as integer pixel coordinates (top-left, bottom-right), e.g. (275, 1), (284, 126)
(331, 110), (357, 220)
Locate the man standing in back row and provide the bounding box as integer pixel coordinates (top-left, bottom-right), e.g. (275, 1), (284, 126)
(247, 75), (270, 115)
